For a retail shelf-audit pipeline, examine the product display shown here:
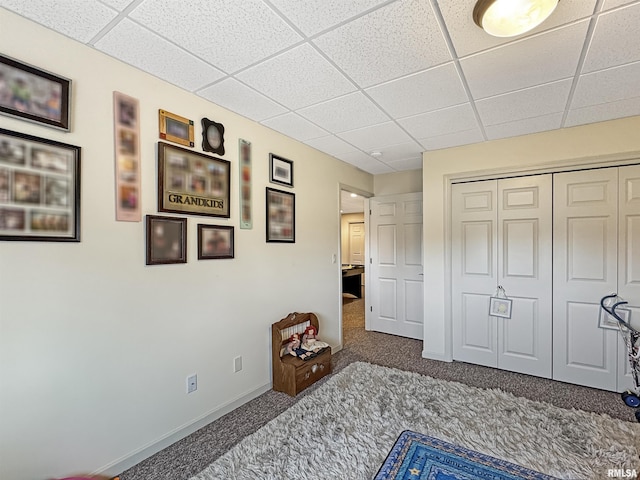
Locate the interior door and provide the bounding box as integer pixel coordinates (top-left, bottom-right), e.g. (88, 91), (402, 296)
(348, 222), (365, 265)
(369, 193), (423, 339)
(553, 167), (619, 391)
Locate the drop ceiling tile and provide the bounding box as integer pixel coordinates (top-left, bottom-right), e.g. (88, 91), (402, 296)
(571, 61), (640, 108)
(398, 103), (479, 139)
(439, 0), (597, 58)
(237, 43), (355, 110)
(313, 0), (451, 87)
(461, 21), (589, 100)
(129, 0), (301, 73)
(297, 92), (389, 133)
(565, 96), (640, 127)
(198, 78), (287, 122)
(96, 19), (224, 91)
(337, 122), (413, 151)
(582, 3), (640, 73)
(369, 141), (424, 161)
(305, 135), (360, 157)
(261, 113), (328, 141)
(269, 0), (388, 36)
(366, 63), (468, 119)
(419, 128), (485, 151)
(485, 113), (564, 141)
(476, 80), (572, 126)
(0, 0), (117, 42)
(338, 151), (394, 174)
(100, 0), (134, 10)
(383, 156), (423, 171)
(603, 0), (640, 10)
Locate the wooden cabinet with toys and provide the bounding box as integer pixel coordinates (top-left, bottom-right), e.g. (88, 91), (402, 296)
(271, 312), (332, 396)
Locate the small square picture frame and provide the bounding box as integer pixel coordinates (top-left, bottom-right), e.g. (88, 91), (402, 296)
(599, 305), (630, 330)
(489, 297), (512, 319)
(146, 215), (187, 265)
(198, 224), (234, 260)
(159, 109), (194, 147)
(269, 153), (293, 187)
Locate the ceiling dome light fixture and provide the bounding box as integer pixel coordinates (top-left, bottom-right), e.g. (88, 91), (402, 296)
(473, 0), (559, 38)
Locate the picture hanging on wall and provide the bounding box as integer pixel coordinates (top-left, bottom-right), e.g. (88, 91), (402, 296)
(158, 141), (230, 218)
(239, 138), (252, 229)
(159, 109), (194, 147)
(145, 214), (187, 265)
(201, 118), (225, 156)
(198, 224), (234, 259)
(269, 153), (293, 187)
(266, 187), (295, 243)
(113, 91), (141, 222)
(0, 53), (72, 131)
(0, 128), (81, 241)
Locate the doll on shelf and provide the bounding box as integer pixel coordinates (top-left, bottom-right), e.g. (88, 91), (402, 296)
(285, 333), (315, 360)
(301, 325), (330, 353)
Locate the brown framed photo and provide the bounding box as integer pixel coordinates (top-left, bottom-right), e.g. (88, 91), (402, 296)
(201, 118), (225, 156)
(266, 187), (295, 243)
(159, 109), (194, 147)
(145, 214), (187, 265)
(0, 128), (80, 241)
(158, 141), (230, 218)
(198, 224), (234, 259)
(269, 153), (293, 187)
(0, 54), (72, 131)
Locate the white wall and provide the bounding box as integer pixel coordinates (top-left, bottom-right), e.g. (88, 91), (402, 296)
(0, 9), (373, 480)
(422, 116), (640, 361)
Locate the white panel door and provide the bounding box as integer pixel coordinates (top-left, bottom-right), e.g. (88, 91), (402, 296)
(369, 193), (423, 339)
(553, 168), (619, 391)
(349, 222), (365, 265)
(452, 180), (498, 367)
(497, 175), (553, 377)
(617, 165), (640, 391)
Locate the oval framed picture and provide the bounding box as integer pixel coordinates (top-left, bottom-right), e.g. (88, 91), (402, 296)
(201, 118), (225, 156)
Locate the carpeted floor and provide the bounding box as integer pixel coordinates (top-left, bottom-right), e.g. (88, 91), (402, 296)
(119, 297), (637, 480)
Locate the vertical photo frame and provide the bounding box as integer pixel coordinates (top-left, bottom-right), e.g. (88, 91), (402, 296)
(239, 139), (252, 229)
(113, 91), (141, 221)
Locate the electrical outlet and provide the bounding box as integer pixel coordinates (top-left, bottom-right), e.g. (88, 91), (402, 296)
(234, 356), (242, 373)
(187, 374), (197, 394)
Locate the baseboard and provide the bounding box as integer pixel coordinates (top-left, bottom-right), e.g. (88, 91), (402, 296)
(96, 381), (272, 477)
(422, 350), (452, 362)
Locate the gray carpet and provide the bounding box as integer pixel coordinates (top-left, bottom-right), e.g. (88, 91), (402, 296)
(119, 298), (638, 480)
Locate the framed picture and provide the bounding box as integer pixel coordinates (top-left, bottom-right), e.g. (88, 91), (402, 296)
(0, 54), (71, 131)
(159, 109), (194, 147)
(0, 128), (80, 241)
(158, 141), (230, 218)
(489, 296), (512, 318)
(266, 187), (295, 243)
(599, 304), (630, 330)
(269, 153), (293, 187)
(198, 224), (234, 259)
(201, 118), (225, 156)
(145, 215), (187, 265)
(113, 91), (141, 222)
(239, 138), (252, 229)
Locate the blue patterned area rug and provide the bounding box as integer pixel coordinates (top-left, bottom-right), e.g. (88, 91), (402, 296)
(374, 431), (556, 480)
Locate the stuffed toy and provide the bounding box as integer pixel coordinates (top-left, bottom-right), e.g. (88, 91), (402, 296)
(301, 325), (329, 352)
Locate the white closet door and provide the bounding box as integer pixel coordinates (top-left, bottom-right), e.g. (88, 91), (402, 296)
(553, 168), (619, 391)
(617, 165), (640, 391)
(452, 180), (498, 367)
(497, 175), (553, 378)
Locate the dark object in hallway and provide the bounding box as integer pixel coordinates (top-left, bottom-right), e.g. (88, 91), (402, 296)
(342, 265), (364, 298)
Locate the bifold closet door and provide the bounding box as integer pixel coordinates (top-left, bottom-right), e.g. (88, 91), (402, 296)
(553, 168), (618, 391)
(452, 175), (552, 377)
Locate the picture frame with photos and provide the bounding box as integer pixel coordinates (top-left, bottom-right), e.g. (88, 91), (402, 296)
(145, 215), (187, 265)
(0, 54), (72, 131)
(266, 187), (295, 243)
(159, 109), (194, 147)
(198, 224), (234, 259)
(0, 128), (80, 241)
(113, 91), (141, 222)
(269, 153), (293, 187)
(489, 296), (512, 319)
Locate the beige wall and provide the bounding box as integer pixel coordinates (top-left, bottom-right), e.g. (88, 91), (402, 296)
(374, 168), (422, 195)
(0, 9), (373, 480)
(422, 116), (640, 361)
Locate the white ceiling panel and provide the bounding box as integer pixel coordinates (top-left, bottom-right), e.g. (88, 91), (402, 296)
(96, 19), (225, 92)
(268, 0), (389, 36)
(237, 43), (355, 110)
(261, 113), (328, 141)
(297, 92), (389, 133)
(313, 0), (451, 87)
(0, 0), (117, 43)
(338, 122), (413, 151)
(582, 3), (640, 73)
(129, 0), (301, 73)
(198, 79), (287, 122)
(461, 21), (589, 100)
(384, 156), (423, 171)
(3, 0), (640, 175)
(366, 63), (468, 119)
(475, 80), (572, 126)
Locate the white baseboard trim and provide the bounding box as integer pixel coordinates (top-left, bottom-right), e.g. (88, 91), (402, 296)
(96, 381), (272, 477)
(422, 349), (452, 362)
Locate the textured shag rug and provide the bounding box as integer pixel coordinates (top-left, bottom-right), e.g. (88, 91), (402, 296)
(190, 362), (640, 480)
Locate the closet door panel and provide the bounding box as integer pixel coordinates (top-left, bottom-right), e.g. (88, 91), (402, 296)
(553, 168), (618, 391)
